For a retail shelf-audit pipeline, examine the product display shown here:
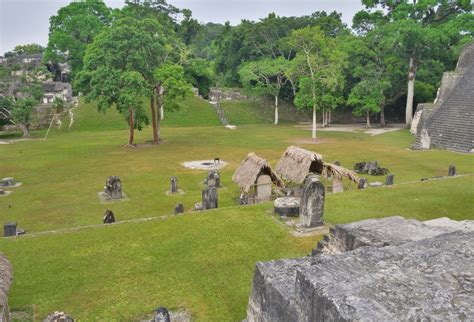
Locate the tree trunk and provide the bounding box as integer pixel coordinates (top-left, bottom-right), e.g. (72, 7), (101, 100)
(322, 110), (326, 127)
(128, 107), (135, 146)
(159, 88), (164, 121)
(328, 110), (331, 126)
(406, 56), (416, 126)
(156, 87), (163, 143)
(380, 105), (385, 128)
(274, 95), (279, 125)
(150, 94), (159, 144)
(312, 104), (317, 140)
(366, 110), (371, 129)
(20, 124), (30, 138)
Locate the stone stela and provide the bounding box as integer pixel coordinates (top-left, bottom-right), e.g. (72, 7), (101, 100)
(300, 178), (325, 228)
(386, 174), (394, 186)
(202, 187), (218, 210)
(104, 176), (123, 199)
(103, 210), (115, 224)
(256, 175), (272, 202)
(206, 170), (220, 188)
(170, 176), (178, 193)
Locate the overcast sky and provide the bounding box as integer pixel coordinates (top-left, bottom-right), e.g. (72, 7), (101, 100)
(0, 0), (365, 55)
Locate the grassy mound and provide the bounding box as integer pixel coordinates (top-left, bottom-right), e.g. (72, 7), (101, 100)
(70, 95), (221, 132)
(219, 97), (310, 125)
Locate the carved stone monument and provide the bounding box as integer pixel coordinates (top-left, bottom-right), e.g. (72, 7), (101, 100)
(386, 174), (394, 186)
(175, 203), (184, 214)
(449, 165), (456, 177)
(332, 177), (344, 193)
(104, 176), (122, 199)
(206, 170), (220, 188)
(152, 307), (170, 322)
(103, 210), (115, 224)
(43, 311), (74, 322)
(202, 187), (218, 210)
(299, 179), (325, 228)
(274, 197), (300, 217)
(256, 175), (272, 202)
(358, 178), (367, 189)
(0, 178), (15, 187)
(3, 222), (17, 237)
(170, 177), (178, 193)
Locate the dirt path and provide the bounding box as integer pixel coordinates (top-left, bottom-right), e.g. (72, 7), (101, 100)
(295, 123), (406, 136)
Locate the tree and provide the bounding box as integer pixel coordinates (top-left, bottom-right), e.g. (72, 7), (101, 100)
(44, 0), (111, 80)
(286, 27), (346, 140)
(10, 83), (44, 137)
(348, 77), (390, 128)
(357, 0), (473, 126)
(76, 17), (157, 146)
(12, 44), (44, 55)
(154, 63), (192, 140)
(184, 58), (214, 98)
(239, 57), (290, 125)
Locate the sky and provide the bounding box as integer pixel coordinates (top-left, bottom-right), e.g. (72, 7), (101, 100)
(0, 0), (365, 55)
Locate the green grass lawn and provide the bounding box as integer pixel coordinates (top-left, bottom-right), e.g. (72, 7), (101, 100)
(219, 97), (310, 125)
(0, 97), (473, 320)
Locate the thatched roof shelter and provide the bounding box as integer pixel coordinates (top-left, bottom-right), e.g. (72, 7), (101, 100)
(275, 146), (359, 184)
(0, 254), (12, 321)
(322, 163), (360, 184)
(275, 146), (324, 184)
(232, 153), (284, 193)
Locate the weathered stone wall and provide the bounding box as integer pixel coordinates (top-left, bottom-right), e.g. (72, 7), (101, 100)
(246, 217), (474, 322)
(0, 255), (12, 322)
(208, 88), (248, 102)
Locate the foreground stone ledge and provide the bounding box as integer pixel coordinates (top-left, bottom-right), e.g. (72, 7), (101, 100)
(246, 217), (474, 322)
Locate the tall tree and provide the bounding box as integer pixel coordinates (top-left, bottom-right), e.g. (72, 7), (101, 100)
(10, 83), (44, 137)
(358, 0), (473, 126)
(286, 27), (346, 140)
(76, 17), (161, 146)
(44, 0), (111, 81)
(154, 63), (192, 141)
(239, 57), (290, 125)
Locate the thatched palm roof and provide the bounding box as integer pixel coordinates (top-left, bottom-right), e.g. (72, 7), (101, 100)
(232, 153), (284, 193)
(0, 254), (12, 318)
(322, 163), (360, 184)
(275, 146), (324, 184)
(275, 146), (360, 184)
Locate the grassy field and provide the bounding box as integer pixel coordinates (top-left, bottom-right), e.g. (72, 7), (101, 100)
(0, 96), (473, 320)
(219, 97), (310, 125)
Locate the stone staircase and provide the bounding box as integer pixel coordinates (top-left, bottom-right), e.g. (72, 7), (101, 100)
(413, 43), (474, 153)
(210, 101), (230, 125)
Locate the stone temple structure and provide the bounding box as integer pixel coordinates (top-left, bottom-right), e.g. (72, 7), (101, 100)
(246, 216), (474, 321)
(412, 41), (474, 153)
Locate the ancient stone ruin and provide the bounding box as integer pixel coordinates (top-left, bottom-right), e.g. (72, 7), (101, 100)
(170, 176), (178, 193)
(175, 203), (184, 214)
(103, 210), (115, 224)
(412, 41), (474, 153)
(0, 178), (16, 187)
(205, 170), (220, 188)
(43, 311), (74, 322)
(273, 197), (300, 217)
(353, 161), (389, 176)
(0, 254), (12, 322)
(246, 216), (474, 321)
(152, 307), (170, 322)
(103, 176), (122, 200)
(3, 223), (17, 237)
(202, 187), (218, 210)
(299, 178), (325, 228)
